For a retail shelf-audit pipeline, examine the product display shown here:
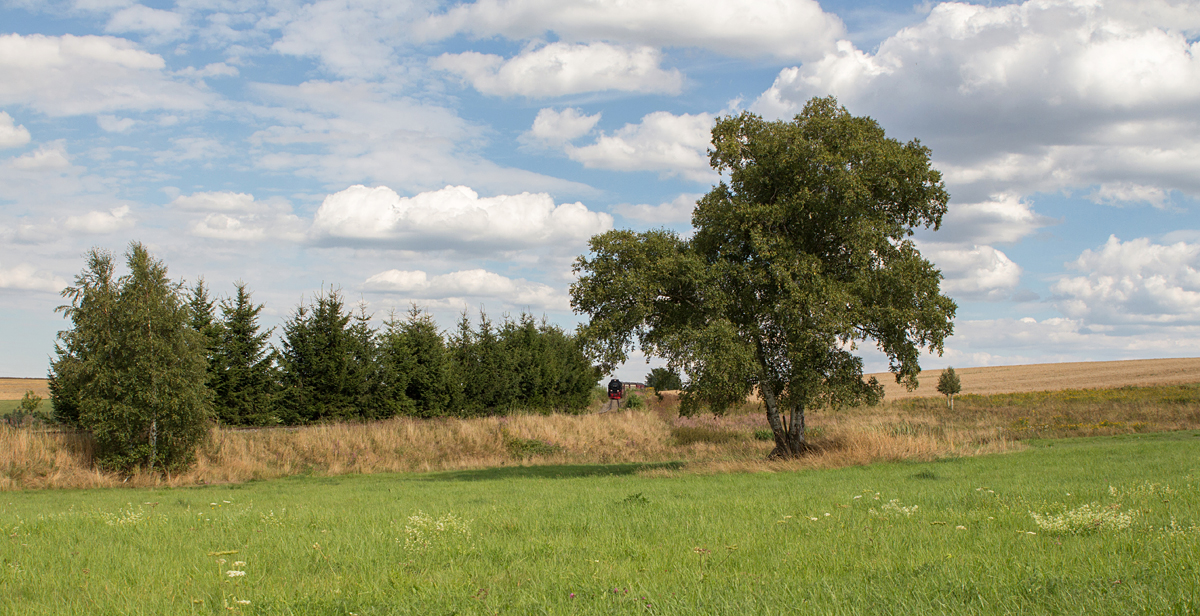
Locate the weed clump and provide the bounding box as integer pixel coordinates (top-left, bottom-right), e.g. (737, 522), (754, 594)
(1030, 503), (1135, 534)
(501, 429), (563, 459)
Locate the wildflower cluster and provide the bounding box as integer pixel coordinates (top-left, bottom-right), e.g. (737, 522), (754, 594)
(401, 511), (472, 553)
(1030, 503), (1135, 534)
(870, 499), (919, 519)
(99, 505), (146, 527)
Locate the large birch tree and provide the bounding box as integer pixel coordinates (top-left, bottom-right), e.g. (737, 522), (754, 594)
(571, 97), (957, 458)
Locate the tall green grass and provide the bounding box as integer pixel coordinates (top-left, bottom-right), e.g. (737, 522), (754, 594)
(3, 431), (1199, 614)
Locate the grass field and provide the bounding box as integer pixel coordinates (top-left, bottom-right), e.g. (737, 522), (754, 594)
(2, 431), (1198, 614)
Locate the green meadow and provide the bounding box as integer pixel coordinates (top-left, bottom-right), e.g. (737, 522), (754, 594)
(3, 432), (1200, 615)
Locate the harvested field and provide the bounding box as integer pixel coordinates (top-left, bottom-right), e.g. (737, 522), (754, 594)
(0, 377), (49, 400)
(867, 357), (1200, 400)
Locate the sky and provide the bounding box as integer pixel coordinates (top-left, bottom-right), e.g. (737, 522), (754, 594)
(1, 0), (1199, 382)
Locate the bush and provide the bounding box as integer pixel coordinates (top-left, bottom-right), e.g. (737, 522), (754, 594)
(2, 390), (49, 428)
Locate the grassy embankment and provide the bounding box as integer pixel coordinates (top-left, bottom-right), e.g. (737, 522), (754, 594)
(5, 383), (1200, 490)
(2, 431), (1198, 614)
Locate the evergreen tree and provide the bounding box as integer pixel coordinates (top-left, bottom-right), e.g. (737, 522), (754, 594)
(379, 306), (453, 417)
(276, 288), (389, 423)
(187, 278), (221, 389)
(50, 243), (211, 472)
(449, 310), (518, 416)
(211, 282), (278, 425)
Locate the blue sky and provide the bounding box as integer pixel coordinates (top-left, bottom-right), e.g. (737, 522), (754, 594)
(2, 0), (1199, 381)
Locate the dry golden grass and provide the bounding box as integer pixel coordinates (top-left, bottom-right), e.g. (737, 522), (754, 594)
(7, 358), (1200, 491)
(0, 395), (1029, 490)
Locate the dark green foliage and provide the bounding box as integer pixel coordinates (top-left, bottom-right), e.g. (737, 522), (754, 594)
(645, 367), (683, 391)
(447, 310), (599, 416)
(378, 306), (453, 418)
(50, 243), (211, 472)
(187, 279), (220, 364)
(503, 314), (599, 414)
(449, 310), (517, 416)
(276, 288), (393, 423)
(209, 282), (279, 425)
(572, 97), (957, 458)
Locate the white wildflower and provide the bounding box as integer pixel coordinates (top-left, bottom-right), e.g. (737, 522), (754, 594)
(1030, 503), (1134, 534)
(227, 570), (246, 577)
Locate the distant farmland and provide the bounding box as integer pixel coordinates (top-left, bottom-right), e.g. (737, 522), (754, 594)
(866, 357), (1200, 400)
(0, 377), (48, 400)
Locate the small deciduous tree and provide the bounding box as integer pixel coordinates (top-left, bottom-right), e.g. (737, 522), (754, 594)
(571, 97), (957, 458)
(50, 243), (211, 472)
(645, 367), (684, 392)
(937, 366), (961, 410)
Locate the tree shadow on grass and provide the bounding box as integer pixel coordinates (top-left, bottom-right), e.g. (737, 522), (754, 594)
(419, 461), (685, 482)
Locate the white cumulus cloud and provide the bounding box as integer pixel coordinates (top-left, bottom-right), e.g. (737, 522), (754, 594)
(170, 191), (305, 242)
(105, 5), (186, 41)
(613, 193), (700, 224)
(0, 262), (67, 293)
(0, 33), (212, 116)
(271, 0), (425, 79)
(1086, 182), (1171, 209)
(752, 0), (1200, 201)
(921, 194), (1057, 246)
(65, 205), (135, 234)
(433, 42), (683, 97)
(0, 111), (31, 148)
(10, 143), (71, 171)
(1053, 235), (1200, 325)
(422, 0), (844, 61)
(566, 111), (715, 182)
(363, 268), (568, 310)
(96, 115), (136, 133)
(920, 242), (1023, 302)
(310, 184), (612, 251)
(522, 107), (602, 147)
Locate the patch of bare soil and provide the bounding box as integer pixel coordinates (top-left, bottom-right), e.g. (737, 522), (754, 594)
(867, 357), (1200, 400)
(0, 378), (49, 400)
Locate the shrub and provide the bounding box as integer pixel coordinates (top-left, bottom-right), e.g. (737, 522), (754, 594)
(501, 429), (563, 459)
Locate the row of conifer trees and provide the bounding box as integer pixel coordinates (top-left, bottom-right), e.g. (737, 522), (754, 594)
(187, 281), (600, 426)
(49, 244), (600, 471)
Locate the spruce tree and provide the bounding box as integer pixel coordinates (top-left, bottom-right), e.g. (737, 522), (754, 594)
(211, 282), (278, 425)
(380, 306), (453, 417)
(276, 288), (389, 423)
(187, 278), (222, 391)
(50, 243), (211, 472)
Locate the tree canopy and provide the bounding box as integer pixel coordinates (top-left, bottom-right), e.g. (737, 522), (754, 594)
(50, 243), (211, 472)
(571, 97), (957, 458)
